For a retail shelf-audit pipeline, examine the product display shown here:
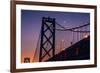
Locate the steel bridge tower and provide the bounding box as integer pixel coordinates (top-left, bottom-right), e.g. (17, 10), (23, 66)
(39, 17), (55, 62)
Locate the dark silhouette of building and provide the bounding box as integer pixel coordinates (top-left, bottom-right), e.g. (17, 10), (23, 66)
(24, 57), (30, 63)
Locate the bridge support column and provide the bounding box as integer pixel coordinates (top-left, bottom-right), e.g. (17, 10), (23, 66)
(39, 17), (55, 62)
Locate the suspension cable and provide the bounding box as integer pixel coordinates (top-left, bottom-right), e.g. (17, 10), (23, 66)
(56, 22), (90, 32)
(32, 31), (41, 62)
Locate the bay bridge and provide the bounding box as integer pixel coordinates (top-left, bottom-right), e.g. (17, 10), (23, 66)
(32, 17), (90, 62)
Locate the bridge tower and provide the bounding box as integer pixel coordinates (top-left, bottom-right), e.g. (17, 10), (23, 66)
(39, 17), (55, 62)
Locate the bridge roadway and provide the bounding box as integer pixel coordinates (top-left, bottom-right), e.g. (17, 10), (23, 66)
(47, 36), (90, 61)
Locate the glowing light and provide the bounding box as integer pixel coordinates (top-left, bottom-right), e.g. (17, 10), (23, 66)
(62, 39), (64, 42)
(84, 34), (88, 38)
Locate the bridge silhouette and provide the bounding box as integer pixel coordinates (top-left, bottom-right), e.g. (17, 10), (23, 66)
(32, 17), (90, 62)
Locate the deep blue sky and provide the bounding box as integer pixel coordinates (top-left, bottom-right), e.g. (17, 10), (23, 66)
(21, 10), (90, 62)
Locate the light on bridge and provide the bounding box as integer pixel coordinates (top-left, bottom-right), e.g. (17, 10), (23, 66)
(84, 34), (89, 38)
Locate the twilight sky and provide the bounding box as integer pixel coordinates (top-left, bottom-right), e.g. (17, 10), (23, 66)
(21, 10), (90, 63)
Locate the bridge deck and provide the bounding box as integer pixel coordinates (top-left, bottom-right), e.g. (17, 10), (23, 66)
(47, 36), (90, 61)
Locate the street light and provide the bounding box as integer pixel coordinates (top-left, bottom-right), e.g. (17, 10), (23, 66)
(84, 34), (88, 38)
